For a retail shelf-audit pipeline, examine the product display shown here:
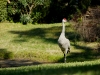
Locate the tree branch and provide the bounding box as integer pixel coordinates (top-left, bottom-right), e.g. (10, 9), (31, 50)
(27, 3), (35, 15)
(7, 0), (10, 3)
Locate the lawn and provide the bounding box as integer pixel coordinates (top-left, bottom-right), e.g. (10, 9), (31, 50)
(0, 23), (63, 62)
(0, 22), (100, 74)
(0, 22), (99, 62)
(0, 59), (100, 75)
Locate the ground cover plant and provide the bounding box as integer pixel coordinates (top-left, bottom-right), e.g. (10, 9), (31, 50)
(0, 22), (100, 74)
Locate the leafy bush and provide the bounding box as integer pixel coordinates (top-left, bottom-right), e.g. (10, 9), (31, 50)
(20, 14), (32, 25)
(32, 12), (42, 23)
(6, 0), (51, 23)
(0, 0), (7, 22)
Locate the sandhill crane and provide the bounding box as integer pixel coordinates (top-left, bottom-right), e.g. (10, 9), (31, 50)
(58, 18), (70, 63)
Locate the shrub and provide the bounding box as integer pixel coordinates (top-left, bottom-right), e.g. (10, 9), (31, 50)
(20, 14), (32, 25)
(74, 6), (100, 42)
(0, 0), (7, 22)
(32, 12), (42, 23)
(7, 0), (51, 23)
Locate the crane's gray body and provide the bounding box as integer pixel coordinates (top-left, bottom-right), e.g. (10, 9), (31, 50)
(58, 19), (70, 62)
(58, 33), (70, 54)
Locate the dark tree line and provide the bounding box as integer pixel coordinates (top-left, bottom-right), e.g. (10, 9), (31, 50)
(0, 0), (100, 24)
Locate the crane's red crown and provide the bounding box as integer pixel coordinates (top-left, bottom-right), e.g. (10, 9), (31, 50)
(63, 18), (66, 20)
(62, 18), (67, 22)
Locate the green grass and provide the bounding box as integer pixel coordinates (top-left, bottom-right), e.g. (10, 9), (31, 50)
(0, 59), (100, 75)
(0, 22), (100, 74)
(0, 22), (75, 62)
(0, 23), (62, 62)
(0, 22), (100, 62)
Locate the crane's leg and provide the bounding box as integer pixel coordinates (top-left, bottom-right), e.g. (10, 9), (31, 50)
(64, 53), (66, 63)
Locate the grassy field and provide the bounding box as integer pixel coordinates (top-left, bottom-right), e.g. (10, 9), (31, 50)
(0, 23), (63, 62)
(0, 22), (100, 74)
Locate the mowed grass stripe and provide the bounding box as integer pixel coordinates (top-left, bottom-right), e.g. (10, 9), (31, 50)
(0, 59), (100, 75)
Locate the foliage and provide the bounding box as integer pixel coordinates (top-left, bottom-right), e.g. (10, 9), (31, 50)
(6, 0), (92, 23)
(0, 0), (99, 23)
(74, 6), (100, 42)
(68, 0), (91, 20)
(0, 0), (100, 23)
(20, 14), (32, 24)
(7, 0), (51, 23)
(78, 0), (91, 12)
(0, 0), (7, 22)
(7, 0), (21, 22)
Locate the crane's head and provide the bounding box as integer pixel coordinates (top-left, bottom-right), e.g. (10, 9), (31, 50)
(62, 18), (67, 22)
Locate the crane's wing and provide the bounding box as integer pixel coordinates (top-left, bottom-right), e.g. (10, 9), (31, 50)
(58, 37), (70, 53)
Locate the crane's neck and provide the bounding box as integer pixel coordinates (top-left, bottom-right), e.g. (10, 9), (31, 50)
(61, 21), (65, 35)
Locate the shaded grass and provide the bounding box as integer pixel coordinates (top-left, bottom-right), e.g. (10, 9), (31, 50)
(0, 49), (13, 59)
(57, 42), (100, 62)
